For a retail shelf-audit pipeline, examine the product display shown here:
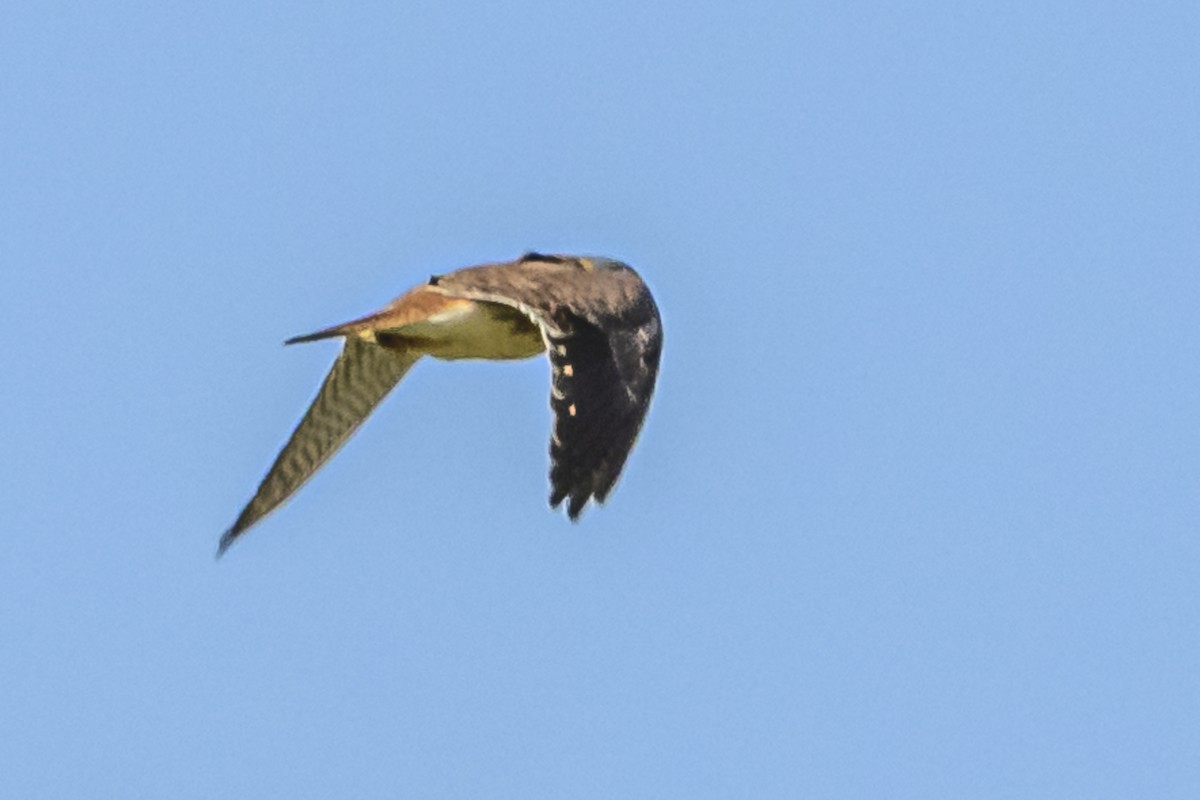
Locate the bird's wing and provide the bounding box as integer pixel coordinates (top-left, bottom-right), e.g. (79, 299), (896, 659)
(542, 316), (660, 518)
(433, 256), (662, 518)
(219, 336), (419, 555)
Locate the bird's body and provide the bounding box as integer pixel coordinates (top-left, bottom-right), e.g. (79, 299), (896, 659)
(378, 298), (545, 360)
(219, 253), (662, 555)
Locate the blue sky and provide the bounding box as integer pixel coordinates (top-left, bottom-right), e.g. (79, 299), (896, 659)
(2, 1), (1197, 797)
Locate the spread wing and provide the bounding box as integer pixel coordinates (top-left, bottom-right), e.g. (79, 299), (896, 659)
(219, 336), (419, 555)
(434, 255), (663, 518)
(543, 314), (661, 517)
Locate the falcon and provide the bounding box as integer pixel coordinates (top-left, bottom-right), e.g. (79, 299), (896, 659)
(218, 253), (663, 555)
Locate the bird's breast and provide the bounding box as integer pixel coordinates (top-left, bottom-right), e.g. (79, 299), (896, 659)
(391, 298), (544, 360)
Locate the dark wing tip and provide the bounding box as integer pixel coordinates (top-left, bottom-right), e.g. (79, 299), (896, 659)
(549, 488), (589, 521)
(217, 488), (266, 558)
(567, 493), (588, 520)
(216, 526), (239, 559)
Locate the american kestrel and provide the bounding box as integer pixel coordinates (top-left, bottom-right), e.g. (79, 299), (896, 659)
(218, 253), (663, 555)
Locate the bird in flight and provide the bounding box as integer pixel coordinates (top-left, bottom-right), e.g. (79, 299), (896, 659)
(218, 253), (663, 556)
